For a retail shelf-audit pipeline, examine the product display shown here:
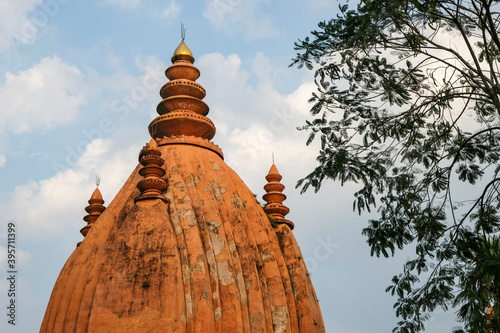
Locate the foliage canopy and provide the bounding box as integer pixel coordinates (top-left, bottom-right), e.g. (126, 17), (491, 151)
(291, 0), (500, 331)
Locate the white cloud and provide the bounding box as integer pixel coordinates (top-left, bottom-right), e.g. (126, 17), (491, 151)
(251, 52), (283, 85)
(162, 1), (181, 20)
(0, 54), (168, 172)
(104, 0), (141, 9)
(0, 57), (85, 135)
(0, 0), (71, 53)
(0, 138), (139, 241)
(203, 0), (280, 39)
(0, 0), (41, 52)
(84, 55), (166, 129)
(198, 52), (311, 129)
(197, 52), (253, 124)
(195, 52), (317, 191)
(0, 51), (313, 242)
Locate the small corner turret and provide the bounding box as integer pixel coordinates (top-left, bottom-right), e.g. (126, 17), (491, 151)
(135, 138), (168, 203)
(263, 163), (294, 229)
(77, 181), (106, 247)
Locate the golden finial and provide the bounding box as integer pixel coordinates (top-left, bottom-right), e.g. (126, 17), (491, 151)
(171, 23), (194, 64)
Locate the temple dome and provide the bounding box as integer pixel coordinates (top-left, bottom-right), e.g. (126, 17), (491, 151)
(41, 39), (325, 333)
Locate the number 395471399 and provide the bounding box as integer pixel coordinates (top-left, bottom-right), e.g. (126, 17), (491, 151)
(7, 222), (16, 270)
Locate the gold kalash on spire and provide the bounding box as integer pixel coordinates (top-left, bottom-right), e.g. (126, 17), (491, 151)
(171, 24), (194, 63)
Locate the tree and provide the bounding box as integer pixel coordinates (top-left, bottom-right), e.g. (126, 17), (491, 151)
(453, 235), (500, 332)
(290, 0), (500, 332)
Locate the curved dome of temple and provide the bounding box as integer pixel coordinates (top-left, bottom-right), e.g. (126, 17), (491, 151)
(40, 38), (325, 333)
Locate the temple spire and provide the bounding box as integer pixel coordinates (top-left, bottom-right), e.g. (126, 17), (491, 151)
(148, 34), (223, 158)
(135, 138), (168, 203)
(263, 163), (294, 229)
(78, 185), (106, 247)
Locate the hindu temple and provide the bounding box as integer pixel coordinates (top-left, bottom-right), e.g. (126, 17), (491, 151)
(40, 37), (325, 333)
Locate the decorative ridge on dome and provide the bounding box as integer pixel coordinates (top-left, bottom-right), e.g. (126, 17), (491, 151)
(135, 139), (168, 203)
(78, 182), (106, 247)
(263, 163), (294, 229)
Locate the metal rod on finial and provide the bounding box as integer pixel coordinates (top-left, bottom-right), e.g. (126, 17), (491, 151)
(272, 151), (275, 164)
(181, 23), (186, 41)
(95, 175), (101, 187)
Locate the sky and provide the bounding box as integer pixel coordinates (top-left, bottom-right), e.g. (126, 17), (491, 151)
(0, 0), (461, 332)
